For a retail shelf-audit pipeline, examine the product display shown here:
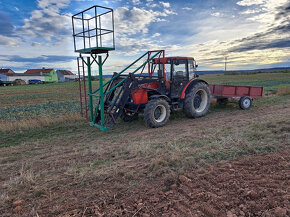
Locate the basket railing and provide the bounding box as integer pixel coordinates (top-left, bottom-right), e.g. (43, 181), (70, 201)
(72, 5), (115, 53)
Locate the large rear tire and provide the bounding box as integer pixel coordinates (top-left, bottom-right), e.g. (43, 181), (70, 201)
(144, 98), (170, 128)
(183, 82), (210, 118)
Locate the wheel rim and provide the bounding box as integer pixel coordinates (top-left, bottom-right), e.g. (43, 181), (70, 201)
(242, 98), (251, 108)
(154, 105), (166, 123)
(194, 89), (208, 113)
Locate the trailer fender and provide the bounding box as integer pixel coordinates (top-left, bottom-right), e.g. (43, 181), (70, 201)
(180, 79), (208, 99)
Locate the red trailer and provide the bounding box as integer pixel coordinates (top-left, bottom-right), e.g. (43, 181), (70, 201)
(209, 84), (263, 109)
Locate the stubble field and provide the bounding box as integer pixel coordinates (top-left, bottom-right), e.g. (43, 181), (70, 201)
(0, 72), (289, 216)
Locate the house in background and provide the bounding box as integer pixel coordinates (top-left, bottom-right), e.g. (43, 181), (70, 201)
(6, 73), (46, 84)
(0, 68), (44, 84)
(24, 68), (58, 83)
(0, 69), (15, 81)
(56, 70), (77, 82)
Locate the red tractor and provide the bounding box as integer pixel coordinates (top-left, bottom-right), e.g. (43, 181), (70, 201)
(100, 50), (211, 128)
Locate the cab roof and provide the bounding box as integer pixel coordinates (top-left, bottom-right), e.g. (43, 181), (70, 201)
(153, 56), (194, 63)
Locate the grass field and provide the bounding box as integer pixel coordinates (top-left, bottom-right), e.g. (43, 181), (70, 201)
(0, 72), (289, 216)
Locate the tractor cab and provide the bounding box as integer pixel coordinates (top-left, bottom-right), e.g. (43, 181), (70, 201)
(152, 57), (198, 98)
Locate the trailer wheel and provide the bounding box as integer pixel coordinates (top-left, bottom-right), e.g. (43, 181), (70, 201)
(239, 96), (252, 110)
(121, 110), (138, 122)
(183, 82), (210, 118)
(144, 98), (170, 128)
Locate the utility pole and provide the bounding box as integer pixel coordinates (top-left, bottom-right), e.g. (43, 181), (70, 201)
(224, 56), (228, 72)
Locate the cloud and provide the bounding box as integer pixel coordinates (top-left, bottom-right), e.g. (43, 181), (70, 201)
(229, 39), (290, 52)
(152, 33), (161, 38)
(0, 11), (15, 37)
(19, 0), (71, 41)
(211, 12), (222, 17)
(160, 2), (170, 8)
(237, 0), (265, 6)
(174, 0), (290, 70)
(0, 12), (20, 46)
(182, 7), (192, 11)
(115, 6), (176, 35)
(37, 0), (70, 9)
(240, 9), (262, 14)
(0, 35), (19, 46)
(113, 5), (177, 56)
(132, 0), (141, 5)
(0, 55), (75, 63)
(228, 0), (290, 53)
(275, 1), (290, 20)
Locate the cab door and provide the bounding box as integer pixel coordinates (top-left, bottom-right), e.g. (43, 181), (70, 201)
(170, 59), (189, 98)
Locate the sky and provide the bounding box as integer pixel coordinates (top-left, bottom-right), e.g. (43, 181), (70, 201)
(0, 0), (289, 74)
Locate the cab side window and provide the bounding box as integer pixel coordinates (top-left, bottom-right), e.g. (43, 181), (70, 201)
(189, 60), (195, 79)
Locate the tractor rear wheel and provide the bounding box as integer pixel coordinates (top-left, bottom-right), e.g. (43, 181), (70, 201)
(144, 98), (170, 128)
(183, 82), (210, 118)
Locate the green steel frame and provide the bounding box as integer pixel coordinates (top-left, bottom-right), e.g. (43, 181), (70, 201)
(78, 54), (109, 131)
(73, 6), (165, 131)
(83, 50), (164, 131)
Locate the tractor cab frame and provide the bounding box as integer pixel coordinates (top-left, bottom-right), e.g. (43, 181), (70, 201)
(151, 57), (198, 99)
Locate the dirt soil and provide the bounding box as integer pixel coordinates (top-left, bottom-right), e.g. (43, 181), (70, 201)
(5, 153), (289, 217)
(1, 100), (289, 217)
(60, 152), (289, 217)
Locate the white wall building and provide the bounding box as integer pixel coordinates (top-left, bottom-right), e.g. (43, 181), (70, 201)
(7, 74), (46, 84)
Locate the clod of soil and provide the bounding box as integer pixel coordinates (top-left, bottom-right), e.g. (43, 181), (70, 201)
(12, 200), (24, 207)
(274, 207), (287, 217)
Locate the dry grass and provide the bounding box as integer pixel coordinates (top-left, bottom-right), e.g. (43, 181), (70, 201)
(3, 164), (37, 190)
(0, 98), (289, 215)
(0, 113), (83, 132)
(277, 85), (290, 96)
(0, 192), (9, 207)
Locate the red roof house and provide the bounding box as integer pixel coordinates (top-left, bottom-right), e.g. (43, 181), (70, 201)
(57, 70), (74, 75)
(24, 68), (54, 74)
(0, 69), (15, 75)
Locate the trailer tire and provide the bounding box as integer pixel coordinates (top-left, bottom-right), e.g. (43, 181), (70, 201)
(239, 96), (252, 110)
(183, 82), (210, 118)
(144, 98), (170, 128)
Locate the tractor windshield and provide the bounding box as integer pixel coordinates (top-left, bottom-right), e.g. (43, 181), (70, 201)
(173, 63), (187, 77)
(172, 59), (188, 80)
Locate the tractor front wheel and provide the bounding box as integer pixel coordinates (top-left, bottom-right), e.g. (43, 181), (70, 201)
(144, 98), (170, 128)
(183, 82), (210, 118)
